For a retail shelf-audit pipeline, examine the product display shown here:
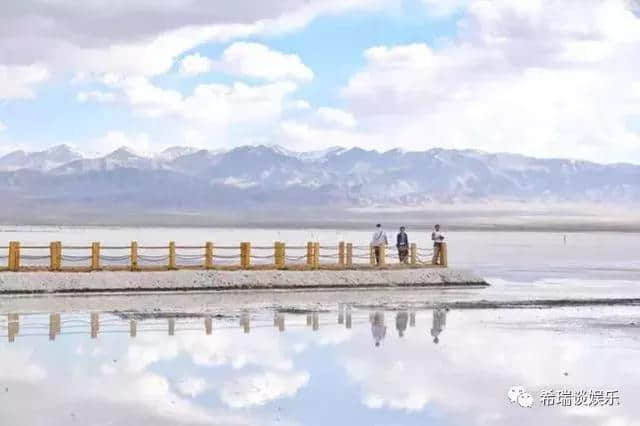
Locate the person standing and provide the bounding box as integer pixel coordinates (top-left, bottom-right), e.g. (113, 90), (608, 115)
(431, 224), (445, 265)
(371, 224), (388, 266)
(396, 226), (409, 263)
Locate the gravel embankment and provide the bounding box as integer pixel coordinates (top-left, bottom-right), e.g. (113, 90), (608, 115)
(0, 268), (487, 294)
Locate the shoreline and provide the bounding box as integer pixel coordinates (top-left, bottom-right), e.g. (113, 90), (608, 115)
(1, 289), (639, 316)
(0, 268), (487, 295)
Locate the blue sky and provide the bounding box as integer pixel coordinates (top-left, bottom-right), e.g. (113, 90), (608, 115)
(0, 0), (639, 163)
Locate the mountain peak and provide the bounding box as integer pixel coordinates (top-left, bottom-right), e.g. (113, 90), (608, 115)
(46, 144), (76, 153)
(1, 144), (639, 205)
(156, 146), (201, 161)
(107, 146), (145, 159)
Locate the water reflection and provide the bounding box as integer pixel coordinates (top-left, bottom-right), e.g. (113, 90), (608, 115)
(49, 313), (60, 341)
(8, 313), (18, 342)
(205, 317), (212, 335)
(91, 312), (99, 339)
(430, 307), (448, 344)
(396, 311), (408, 338)
(240, 311), (250, 334)
(1, 305), (639, 426)
(3, 309), (434, 343)
(371, 311), (386, 347)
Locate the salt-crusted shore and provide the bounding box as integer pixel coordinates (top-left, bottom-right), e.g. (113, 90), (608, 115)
(0, 268), (487, 294)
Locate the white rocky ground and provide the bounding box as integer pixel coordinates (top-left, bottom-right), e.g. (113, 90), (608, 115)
(0, 268), (486, 294)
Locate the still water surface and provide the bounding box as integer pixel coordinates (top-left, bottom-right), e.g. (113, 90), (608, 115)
(1, 305), (639, 425)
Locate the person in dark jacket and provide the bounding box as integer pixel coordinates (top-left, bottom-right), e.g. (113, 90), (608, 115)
(396, 226), (409, 263)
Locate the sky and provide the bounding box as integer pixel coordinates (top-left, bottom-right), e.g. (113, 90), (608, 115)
(1, 0), (640, 163)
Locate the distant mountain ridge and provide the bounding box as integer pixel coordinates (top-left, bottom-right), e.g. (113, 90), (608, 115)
(0, 144), (639, 212)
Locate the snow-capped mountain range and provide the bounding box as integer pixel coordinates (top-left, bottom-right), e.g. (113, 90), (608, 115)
(0, 144), (639, 211)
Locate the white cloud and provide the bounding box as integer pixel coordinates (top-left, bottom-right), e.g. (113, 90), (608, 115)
(219, 371), (310, 408)
(76, 90), (116, 103)
(0, 121), (6, 132)
(220, 42), (314, 82)
(109, 76), (297, 129)
(179, 53), (215, 76)
(279, 120), (384, 152)
(0, 64), (49, 100)
(290, 99), (312, 110)
(0, 0), (387, 84)
(342, 0), (640, 163)
(178, 43), (313, 82)
(176, 377), (209, 398)
(317, 107), (357, 128)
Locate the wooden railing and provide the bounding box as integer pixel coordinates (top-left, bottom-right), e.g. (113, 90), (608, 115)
(0, 241), (448, 272)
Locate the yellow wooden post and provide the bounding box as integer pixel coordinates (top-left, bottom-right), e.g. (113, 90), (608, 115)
(410, 243), (417, 265)
(275, 242), (285, 269)
(130, 241), (139, 271)
(91, 242), (101, 271)
(168, 241), (176, 270)
(205, 317), (212, 335)
(338, 241), (345, 266)
(240, 242), (251, 269)
(54, 241), (61, 271)
(306, 242), (313, 267)
(440, 242), (448, 267)
(168, 318), (175, 336)
(380, 244), (386, 266)
(130, 320), (137, 338)
(8, 241), (20, 272)
(313, 242), (320, 269)
(369, 244), (375, 265)
(346, 243), (353, 267)
(205, 242), (214, 269)
(49, 242), (61, 271)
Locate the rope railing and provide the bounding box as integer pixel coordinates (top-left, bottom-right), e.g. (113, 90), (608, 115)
(0, 240), (448, 271)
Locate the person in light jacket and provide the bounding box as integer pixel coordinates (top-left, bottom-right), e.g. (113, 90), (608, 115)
(371, 224), (388, 266)
(431, 224), (445, 265)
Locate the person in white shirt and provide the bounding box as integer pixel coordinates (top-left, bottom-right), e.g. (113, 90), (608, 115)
(431, 224), (445, 265)
(370, 224), (388, 266)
